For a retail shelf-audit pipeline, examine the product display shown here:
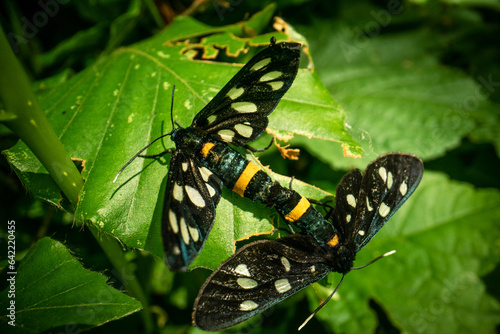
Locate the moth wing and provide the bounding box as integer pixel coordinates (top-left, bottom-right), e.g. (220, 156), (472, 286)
(332, 168), (363, 241)
(353, 153), (424, 251)
(192, 41), (301, 147)
(192, 234), (332, 331)
(162, 151), (222, 271)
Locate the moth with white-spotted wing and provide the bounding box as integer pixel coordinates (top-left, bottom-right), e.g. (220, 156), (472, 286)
(115, 38), (302, 271)
(193, 153), (424, 331)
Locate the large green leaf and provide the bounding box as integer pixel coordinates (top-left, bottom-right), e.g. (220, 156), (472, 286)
(4, 9), (359, 268)
(294, 21), (497, 169)
(0, 237), (141, 333)
(307, 171), (500, 333)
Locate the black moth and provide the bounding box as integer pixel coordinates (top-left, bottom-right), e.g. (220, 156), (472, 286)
(115, 38), (302, 271)
(193, 153), (424, 330)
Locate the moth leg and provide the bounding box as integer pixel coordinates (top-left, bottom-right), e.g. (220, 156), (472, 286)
(288, 176), (295, 190)
(308, 199), (334, 219)
(285, 220), (296, 234)
(274, 221), (296, 235)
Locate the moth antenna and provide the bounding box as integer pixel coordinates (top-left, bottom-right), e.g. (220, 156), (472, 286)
(170, 85), (176, 130)
(113, 133), (172, 183)
(352, 250), (396, 270)
(298, 251), (396, 330)
(298, 274), (346, 331)
(113, 87), (177, 183)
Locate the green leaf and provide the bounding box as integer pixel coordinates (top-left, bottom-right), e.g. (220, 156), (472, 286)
(3, 14), (358, 266)
(469, 102), (500, 156)
(308, 171), (500, 333)
(106, 0), (144, 52)
(36, 23), (109, 70)
(0, 237), (141, 333)
(296, 21), (495, 169)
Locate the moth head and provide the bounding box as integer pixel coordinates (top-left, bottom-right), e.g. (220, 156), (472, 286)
(323, 240), (356, 274)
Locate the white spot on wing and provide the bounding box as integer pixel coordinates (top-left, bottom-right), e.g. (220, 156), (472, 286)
(347, 194), (357, 208)
(259, 71), (282, 82)
(378, 166), (387, 182)
(274, 279), (292, 293)
(387, 171), (394, 189)
(185, 185), (205, 208)
(182, 162), (188, 172)
(251, 58), (271, 71)
(237, 278), (258, 289)
(268, 81), (284, 90)
(234, 264), (251, 277)
(199, 167), (212, 182)
(232, 102), (257, 113)
(202, 183), (214, 197)
(281, 257), (291, 272)
(205, 115), (216, 125)
(173, 183), (183, 202)
(227, 87), (245, 100)
(169, 210), (179, 234)
(346, 214), (351, 223)
(240, 300), (258, 311)
(366, 197), (373, 211)
(234, 124), (253, 138)
(379, 203), (391, 218)
(218, 129), (235, 142)
(358, 230), (365, 236)
(400, 181), (408, 196)
(180, 217), (190, 245)
(188, 225), (200, 242)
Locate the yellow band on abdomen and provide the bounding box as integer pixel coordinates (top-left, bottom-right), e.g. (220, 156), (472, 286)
(284, 196), (310, 222)
(232, 162), (261, 197)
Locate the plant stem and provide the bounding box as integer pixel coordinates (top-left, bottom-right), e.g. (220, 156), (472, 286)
(0, 25), (84, 206)
(1, 25), (154, 332)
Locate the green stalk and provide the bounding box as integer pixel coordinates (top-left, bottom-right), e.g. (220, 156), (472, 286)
(0, 25), (83, 206)
(143, 0), (164, 29)
(1, 25), (154, 332)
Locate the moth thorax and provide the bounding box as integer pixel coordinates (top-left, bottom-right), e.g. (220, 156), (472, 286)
(328, 244), (356, 274)
(172, 128), (204, 152)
